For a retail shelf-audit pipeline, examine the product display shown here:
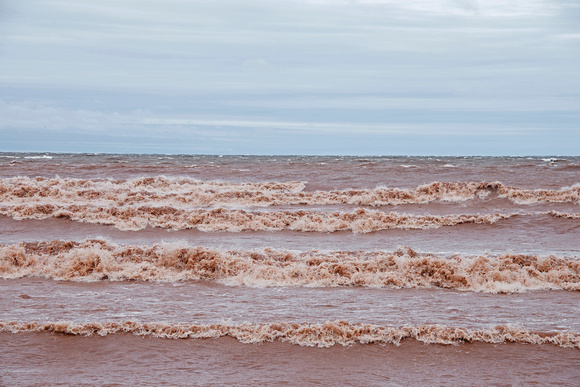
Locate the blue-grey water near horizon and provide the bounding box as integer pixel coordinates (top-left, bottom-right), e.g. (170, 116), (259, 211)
(1, 153), (579, 385)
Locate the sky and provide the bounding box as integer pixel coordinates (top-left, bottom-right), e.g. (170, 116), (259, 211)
(0, 0), (579, 155)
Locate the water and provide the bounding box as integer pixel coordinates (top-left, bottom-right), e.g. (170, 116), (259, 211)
(1, 153), (579, 385)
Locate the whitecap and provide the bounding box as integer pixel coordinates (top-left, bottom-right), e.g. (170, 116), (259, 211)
(24, 155), (53, 159)
(541, 158), (565, 162)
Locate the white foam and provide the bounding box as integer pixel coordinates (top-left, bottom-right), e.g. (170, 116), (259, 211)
(23, 155), (53, 159)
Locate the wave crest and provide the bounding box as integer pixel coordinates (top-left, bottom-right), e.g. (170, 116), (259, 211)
(1, 177), (578, 207)
(1, 240), (579, 292)
(1, 320), (578, 348)
(0, 205), (517, 232)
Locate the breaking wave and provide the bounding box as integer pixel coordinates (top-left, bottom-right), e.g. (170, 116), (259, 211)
(2, 240), (579, 292)
(1, 177), (578, 208)
(549, 211), (580, 220)
(1, 320), (578, 349)
(0, 205), (517, 232)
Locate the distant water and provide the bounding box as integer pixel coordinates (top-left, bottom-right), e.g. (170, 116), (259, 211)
(1, 153), (579, 385)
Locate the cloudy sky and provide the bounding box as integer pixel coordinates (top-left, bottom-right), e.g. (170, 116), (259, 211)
(1, 0), (579, 155)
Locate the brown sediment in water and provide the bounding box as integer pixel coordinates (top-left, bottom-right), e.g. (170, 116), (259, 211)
(1, 240), (579, 292)
(1, 157), (579, 386)
(549, 211), (580, 219)
(1, 177), (578, 207)
(1, 320), (578, 349)
(0, 203), (518, 232)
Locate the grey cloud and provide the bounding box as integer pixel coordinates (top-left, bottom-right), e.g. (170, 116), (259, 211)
(0, 0), (578, 155)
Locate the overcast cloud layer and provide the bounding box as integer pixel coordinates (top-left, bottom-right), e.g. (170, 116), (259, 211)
(1, 0), (579, 155)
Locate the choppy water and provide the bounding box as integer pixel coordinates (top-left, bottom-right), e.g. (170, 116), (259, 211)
(1, 153), (579, 385)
